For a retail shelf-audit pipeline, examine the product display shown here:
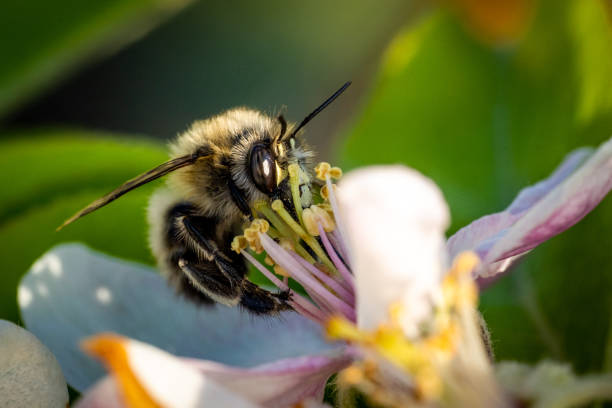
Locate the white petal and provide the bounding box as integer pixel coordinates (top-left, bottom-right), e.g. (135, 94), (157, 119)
(79, 336), (258, 408)
(19, 243), (343, 392)
(0, 320), (68, 408)
(337, 166), (450, 336)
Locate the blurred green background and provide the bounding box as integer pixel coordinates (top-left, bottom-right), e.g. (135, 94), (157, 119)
(2, 0), (612, 380)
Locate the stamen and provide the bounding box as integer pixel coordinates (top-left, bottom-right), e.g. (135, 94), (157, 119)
(255, 201), (297, 242)
(273, 264), (290, 277)
(231, 236), (247, 253)
(329, 167), (343, 179)
(328, 230), (350, 266)
(271, 200), (336, 272)
(260, 233), (355, 320)
(315, 162), (332, 180)
(303, 205), (335, 236)
(302, 208), (318, 236)
(314, 162), (342, 181)
(290, 252), (355, 308)
(288, 164), (305, 227)
(326, 252), (489, 405)
(234, 162), (355, 326)
(255, 202), (316, 263)
(320, 184), (329, 200)
(318, 223), (354, 291)
(241, 250), (326, 323)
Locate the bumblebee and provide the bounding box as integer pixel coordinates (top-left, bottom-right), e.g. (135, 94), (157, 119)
(59, 82), (350, 315)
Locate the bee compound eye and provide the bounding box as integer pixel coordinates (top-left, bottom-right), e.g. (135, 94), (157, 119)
(250, 145), (277, 194)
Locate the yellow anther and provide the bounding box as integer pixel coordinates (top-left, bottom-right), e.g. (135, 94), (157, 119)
(272, 198), (337, 272)
(329, 166), (343, 179)
(315, 162), (343, 180)
(303, 205), (336, 236)
(274, 264), (290, 277)
(302, 208), (318, 236)
(414, 367), (442, 400)
(231, 235), (247, 254)
(251, 218), (270, 233)
(320, 184), (338, 201)
(340, 366), (364, 385)
(264, 256), (275, 266)
(320, 185), (329, 200)
(250, 242), (264, 254)
(424, 322), (459, 358)
(450, 251), (480, 279)
(279, 238), (295, 252)
(326, 316), (369, 343)
(443, 251), (480, 308)
(241, 220), (269, 254)
(244, 227), (258, 240)
(315, 162), (331, 180)
(311, 205), (335, 232)
(318, 202), (332, 213)
(388, 301), (405, 328)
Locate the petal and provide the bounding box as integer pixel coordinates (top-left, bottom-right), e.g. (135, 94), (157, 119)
(75, 377), (124, 408)
(337, 166), (450, 336)
(447, 139), (612, 279)
(447, 147), (591, 260)
(187, 353), (352, 407)
(0, 319), (69, 408)
(19, 243), (344, 392)
(79, 334), (258, 408)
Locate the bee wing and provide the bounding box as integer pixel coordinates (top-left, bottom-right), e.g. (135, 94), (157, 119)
(57, 152), (209, 231)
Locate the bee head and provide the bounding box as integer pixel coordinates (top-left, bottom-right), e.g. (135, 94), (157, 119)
(57, 83), (350, 230)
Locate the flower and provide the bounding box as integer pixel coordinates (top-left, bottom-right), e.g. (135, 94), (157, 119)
(18, 244), (349, 407)
(18, 136), (612, 407)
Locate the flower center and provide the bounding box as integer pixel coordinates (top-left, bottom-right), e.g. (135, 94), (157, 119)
(231, 162), (356, 325)
(326, 252), (486, 405)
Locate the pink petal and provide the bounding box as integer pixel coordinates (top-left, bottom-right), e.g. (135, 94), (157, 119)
(186, 352), (352, 408)
(447, 138), (612, 279)
(75, 377), (124, 408)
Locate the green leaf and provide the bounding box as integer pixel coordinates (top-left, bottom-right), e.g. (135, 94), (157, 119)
(339, 0), (612, 373)
(0, 130), (168, 323)
(0, 0), (191, 119)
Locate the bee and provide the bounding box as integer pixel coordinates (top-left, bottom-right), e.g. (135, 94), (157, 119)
(58, 82), (351, 315)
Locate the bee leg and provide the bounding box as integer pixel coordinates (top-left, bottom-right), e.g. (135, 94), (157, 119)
(168, 249), (215, 305)
(179, 215), (245, 282)
(239, 281), (293, 315)
(178, 257), (242, 306)
(179, 215), (293, 314)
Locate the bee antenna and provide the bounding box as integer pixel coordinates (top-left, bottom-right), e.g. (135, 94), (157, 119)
(286, 81), (351, 141)
(276, 114), (287, 141)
